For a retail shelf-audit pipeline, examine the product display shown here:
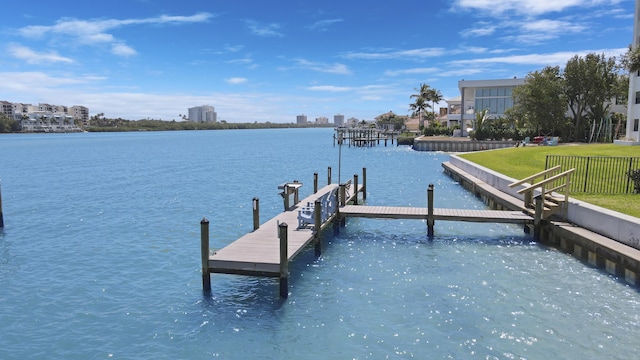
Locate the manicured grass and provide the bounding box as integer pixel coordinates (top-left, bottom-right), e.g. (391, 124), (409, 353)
(458, 144), (640, 218)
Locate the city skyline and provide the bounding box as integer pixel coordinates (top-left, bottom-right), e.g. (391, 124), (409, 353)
(0, 0), (634, 122)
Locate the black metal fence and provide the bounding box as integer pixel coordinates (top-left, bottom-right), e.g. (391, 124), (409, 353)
(545, 155), (640, 194)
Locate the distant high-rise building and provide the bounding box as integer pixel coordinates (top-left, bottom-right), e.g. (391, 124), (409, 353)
(315, 116), (329, 124)
(334, 114), (344, 127)
(188, 105), (217, 123)
(296, 114), (308, 124)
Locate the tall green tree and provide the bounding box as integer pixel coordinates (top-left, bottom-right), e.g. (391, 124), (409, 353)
(426, 88), (444, 118)
(564, 53), (619, 142)
(510, 66), (567, 137)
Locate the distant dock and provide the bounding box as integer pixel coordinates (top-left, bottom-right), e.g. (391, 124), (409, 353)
(200, 167), (538, 297)
(334, 127), (398, 147)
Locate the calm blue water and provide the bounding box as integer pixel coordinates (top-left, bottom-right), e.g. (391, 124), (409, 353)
(1, 128), (639, 359)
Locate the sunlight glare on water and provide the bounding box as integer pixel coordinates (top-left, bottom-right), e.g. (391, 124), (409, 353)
(0, 128), (638, 359)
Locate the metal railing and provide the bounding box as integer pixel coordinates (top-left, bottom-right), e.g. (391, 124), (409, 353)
(545, 155), (640, 194)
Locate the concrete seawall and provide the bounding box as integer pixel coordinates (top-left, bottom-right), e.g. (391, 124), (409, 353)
(414, 138), (516, 152)
(444, 154), (640, 286)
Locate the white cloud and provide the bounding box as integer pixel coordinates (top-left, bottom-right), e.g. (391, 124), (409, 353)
(16, 12), (214, 56)
(245, 20), (284, 37)
(7, 44), (74, 64)
(385, 67), (440, 76)
(111, 43), (137, 57)
(452, 0), (619, 16)
(461, 22), (497, 37)
(447, 48), (627, 67)
(307, 85), (352, 92)
(343, 48), (446, 60)
(293, 59), (351, 75)
(226, 77), (248, 84)
(306, 19), (343, 31)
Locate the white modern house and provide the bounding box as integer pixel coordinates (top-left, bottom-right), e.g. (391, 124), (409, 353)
(454, 78), (526, 135)
(188, 105), (217, 123)
(621, 0), (640, 144)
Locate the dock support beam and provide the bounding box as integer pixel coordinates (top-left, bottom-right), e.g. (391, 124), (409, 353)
(314, 200), (322, 256)
(534, 195), (543, 241)
(353, 174), (359, 205)
(362, 168), (367, 200)
(314, 172), (318, 193)
(201, 217), (211, 293)
(0, 181), (4, 228)
(327, 167), (332, 185)
(427, 184), (434, 237)
(252, 197), (260, 231)
(279, 222), (289, 298)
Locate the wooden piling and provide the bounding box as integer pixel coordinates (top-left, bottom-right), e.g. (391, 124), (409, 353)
(362, 168), (367, 200)
(279, 222), (289, 298)
(353, 174), (359, 205)
(314, 172), (318, 193)
(314, 199), (322, 256)
(328, 167), (332, 185)
(252, 197), (260, 231)
(0, 181), (4, 228)
(427, 184), (434, 237)
(534, 195), (543, 241)
(201, 217), (211, 292)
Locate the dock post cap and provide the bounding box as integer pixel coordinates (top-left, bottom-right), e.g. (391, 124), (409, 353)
(201, 217), (209, 224)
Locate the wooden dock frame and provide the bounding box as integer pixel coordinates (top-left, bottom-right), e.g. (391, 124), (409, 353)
(200, 169), (534, 298)
(201, 167), (366, 298)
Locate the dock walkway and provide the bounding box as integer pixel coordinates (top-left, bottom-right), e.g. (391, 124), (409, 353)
(208, 183), (361, 277)
(340, 205), (533, 224)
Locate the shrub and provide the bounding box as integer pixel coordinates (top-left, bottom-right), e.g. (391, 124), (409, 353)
(628, 169), (640, 194)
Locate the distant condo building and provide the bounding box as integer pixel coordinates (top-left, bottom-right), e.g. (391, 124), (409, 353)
(315, 116), (329, 125)
(0, 100), (87, 132)
(334, 114), (344, 127)
(188, 105), (217, 123)
(296, 114), (308, 124)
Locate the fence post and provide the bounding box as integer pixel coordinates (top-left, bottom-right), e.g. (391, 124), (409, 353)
(201, 217), (211, 293)
(279, 222), (289, 298)
(427, 184), (434, 237)
(252, 197), (260, 231)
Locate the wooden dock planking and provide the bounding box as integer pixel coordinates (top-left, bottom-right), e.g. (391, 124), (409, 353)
(208, 183), (362, 276)
(340, 205), (533, 224)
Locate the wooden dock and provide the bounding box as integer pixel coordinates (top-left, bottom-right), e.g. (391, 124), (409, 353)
(200, 170), (536, 298)
(339, 205), (533, 224)
(207, 183), (361, 277)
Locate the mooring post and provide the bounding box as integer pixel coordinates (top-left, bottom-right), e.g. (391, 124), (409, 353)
(328, 167), (332, 185)
(279, 222), (289, 298)
(252, 197), (260, 231)
(362, 168), (367, 200)
(0, 180), (4, 228)
(534, 195), (543, 241)
(339, 183), (347, 226)
(314, 199), (322, 256)
(427, 184), (434, 237)
(353, 174), (359, 205)
(314, 172), (318, 193)
(293, 180), (300, 205)
(200, 217), (211, 292)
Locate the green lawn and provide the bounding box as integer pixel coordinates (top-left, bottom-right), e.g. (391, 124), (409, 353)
(458, 144), (640, 218)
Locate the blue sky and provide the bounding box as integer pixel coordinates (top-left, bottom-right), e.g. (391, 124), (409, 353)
(0, 0), (634, 122)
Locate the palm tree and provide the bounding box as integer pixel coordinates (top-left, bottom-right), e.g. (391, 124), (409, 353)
(410, 83), (432, 127)
(426, 88), (444, 118)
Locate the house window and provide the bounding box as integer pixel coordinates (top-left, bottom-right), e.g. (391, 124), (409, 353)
(634, 119), (639, 132)
(636, 92), (640, 104)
